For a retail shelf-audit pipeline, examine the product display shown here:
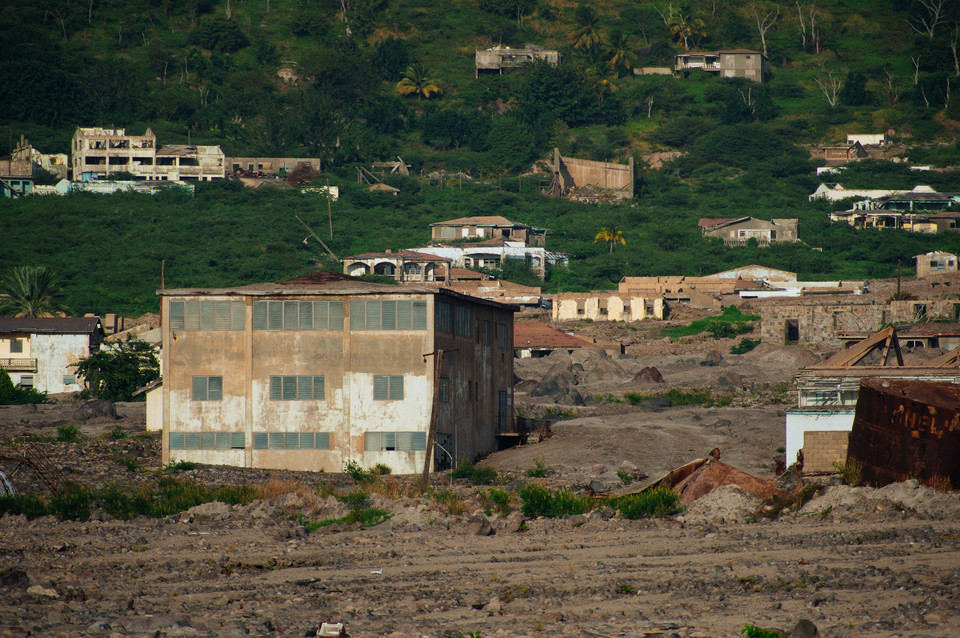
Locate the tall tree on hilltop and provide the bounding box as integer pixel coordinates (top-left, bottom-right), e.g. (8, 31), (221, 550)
(668, 13), (706, 50)
(0, 266), (68, 318)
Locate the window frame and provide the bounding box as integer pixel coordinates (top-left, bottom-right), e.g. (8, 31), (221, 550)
(192, 376), (223, 401)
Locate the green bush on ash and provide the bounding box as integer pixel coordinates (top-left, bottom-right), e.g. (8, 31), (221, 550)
(450, 459), (499, 485)
(660, 307), (760, 342)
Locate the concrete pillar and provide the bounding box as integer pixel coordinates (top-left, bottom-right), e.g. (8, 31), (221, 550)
(631, 298), (646, 321)
(557, 299), (578, 320)
(607, 296), (624, 321)
(584, 298), (600, 321)
(652, 298), (664, 319)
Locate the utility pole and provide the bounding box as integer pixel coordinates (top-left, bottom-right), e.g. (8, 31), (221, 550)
(326, 178), (333, 239)
(421, 349), (456, 484)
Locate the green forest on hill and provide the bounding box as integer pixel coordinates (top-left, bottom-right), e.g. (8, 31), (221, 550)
(3, 0), (960, 315)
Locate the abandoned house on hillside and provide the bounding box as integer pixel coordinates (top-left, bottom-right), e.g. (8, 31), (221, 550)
(474, 45), (560, 77)
(71, 127), (225, 182)
(674, 49), (766, 82)
(699, 217), (798, 245)
(157, 272), (516, 475)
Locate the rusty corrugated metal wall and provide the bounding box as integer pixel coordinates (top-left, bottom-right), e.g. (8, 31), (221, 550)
(847, 379), (960, 489)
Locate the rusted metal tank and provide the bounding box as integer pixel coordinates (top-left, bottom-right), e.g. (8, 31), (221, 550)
(847, 378), (960, 489)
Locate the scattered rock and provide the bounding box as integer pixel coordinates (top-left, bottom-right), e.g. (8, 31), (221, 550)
(26, 584), (58, 598)
(72, 399), (117, 424)
(789, 619), (819, 638)
(591, 464), (608, 475)
(717, 372), (745, 387)
(641, 397), (671, 410)
(467, 514), (493, 536)
(0, 568), (28, 590)
(589, 480), (604, 492)
(633, 366), (664, 383)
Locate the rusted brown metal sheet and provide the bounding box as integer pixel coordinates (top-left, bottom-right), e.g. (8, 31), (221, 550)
(847, 378), (960, 489)
(609, 456), (784, 504)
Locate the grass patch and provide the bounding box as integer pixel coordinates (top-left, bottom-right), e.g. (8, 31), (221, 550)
(114, 455), (142, 472)
(613, 486), (682, 519)
(484, 488), (513, 516)
(523, 457), (553, 478)
(431, 488), (466, 515)
(164, 460), (198, 473)
(106, 425), (128, 440)
(518, 484), (593, 518)
(741, 625), (785, 638)
(450, 460), (499, 485)
(832, 460), (863, 486)
(624, 388), (730, 408)
(660, 306), (760, 341)
(301, 507), (392, 531)
(730, 338), (760, 355)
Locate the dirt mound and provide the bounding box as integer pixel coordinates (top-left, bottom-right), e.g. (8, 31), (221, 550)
(800, 481), (960, 521)
(741, 343), (822, 369)
(680, 485), (762, 525)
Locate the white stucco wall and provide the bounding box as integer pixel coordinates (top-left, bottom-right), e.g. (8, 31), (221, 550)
(146, 386), (163, 431)
(29, 333), (89, 394)
(784, 410), (855, 466)
(349, 372), (430, 475)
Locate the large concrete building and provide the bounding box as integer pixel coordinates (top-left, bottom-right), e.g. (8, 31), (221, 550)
(157, 272), (515, 474)
(71, 127), (225, 182)
(675, 49), (766, 82)
(0, 317), (103, 394)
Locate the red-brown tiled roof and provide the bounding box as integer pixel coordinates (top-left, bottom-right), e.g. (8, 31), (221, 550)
(513, 321), (593, 349)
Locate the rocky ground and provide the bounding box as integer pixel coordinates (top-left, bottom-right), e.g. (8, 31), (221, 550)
(2, 332), (959, 637)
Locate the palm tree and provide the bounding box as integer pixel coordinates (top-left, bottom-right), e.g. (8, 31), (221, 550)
(606, 29), (635, 75)
(668, 14), (706, 50)
(396, 63), (442, 100)
(594, 227), (626, 253)
(0, 266), (68, 317)
(569, 5), (604, 51)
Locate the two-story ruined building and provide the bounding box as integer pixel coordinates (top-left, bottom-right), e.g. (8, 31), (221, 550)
(158, 272), (515, 474)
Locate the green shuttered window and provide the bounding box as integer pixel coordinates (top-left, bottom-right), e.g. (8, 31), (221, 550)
(351, 300), (426, 330)
(252, 432), (330, 450)
(364, 431), (426, 451)
(269, 376), (325, 400)
(169, 432), (244, 450)
(192, 376), (222, 401)
(253, 300), (343, 331)
(373, 375), (403, 400)
(169, 301), (244, 331)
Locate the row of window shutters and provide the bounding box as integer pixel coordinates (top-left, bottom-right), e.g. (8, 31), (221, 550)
(168, 431), (427, 451)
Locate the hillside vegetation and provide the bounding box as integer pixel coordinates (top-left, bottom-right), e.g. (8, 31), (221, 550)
(3, 0), (960, 315)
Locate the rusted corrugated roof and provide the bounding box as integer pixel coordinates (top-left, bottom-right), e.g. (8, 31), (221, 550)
(513, 322), (593, 349)
(0, 317), (101, 334)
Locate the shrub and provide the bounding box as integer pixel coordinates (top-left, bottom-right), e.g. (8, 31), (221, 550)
(371, 463), (392, 476)
(164, 460), (198, 473)
(832, 460), (863, 486)
(0, 494), (48, 518)
(616, 469), (633, 485)
(486, 488), (513, 516)
(50, 484), (93, 521)
(56, 423), (80, 442)
(114, 455), (142, 472)
(518, 484), (593, 518)
(524, 457), (552, 478)
(613, 486), (681, 519)
(731, 338), (760, 355)
(431, 488), (466, 515)
(338, 490), (371, 510)
(451, 460), (499, 485)
(106, 425), (127, 440)
(741, 625), (784, 638)
(344, 459), (374, 483)
(0, 368), (46, 405)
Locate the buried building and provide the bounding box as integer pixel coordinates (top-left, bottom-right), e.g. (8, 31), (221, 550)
(157, 272), (515, 474)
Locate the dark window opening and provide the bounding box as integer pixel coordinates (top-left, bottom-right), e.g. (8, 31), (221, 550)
(785, 319), (799, 344)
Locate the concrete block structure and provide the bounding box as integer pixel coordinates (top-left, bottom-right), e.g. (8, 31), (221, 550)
(675, 49), (765, 82)
(0, 317), (103, 394)
(915, 251), (958, 278)
(551, 149), (634, 200)
(157, 272), (515, 474)
(72, 127), (225, 181)
(343, 250), (452, 283)
(553, 293), (663, 322)
(475, 45), (560, 77)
